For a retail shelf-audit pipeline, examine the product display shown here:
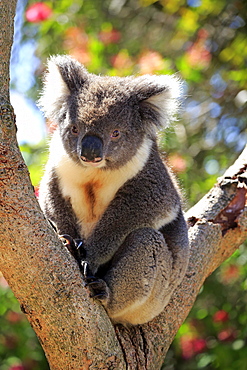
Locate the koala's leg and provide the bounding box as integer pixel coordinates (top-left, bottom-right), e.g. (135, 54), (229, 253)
(102, 227), (174, 325)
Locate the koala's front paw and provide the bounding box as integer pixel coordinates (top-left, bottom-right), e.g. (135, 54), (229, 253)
(60, 234), (85, 262)
(81, 261), (109, 303)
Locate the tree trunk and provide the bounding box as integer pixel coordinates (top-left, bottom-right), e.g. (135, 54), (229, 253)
(0, 1), (247, 369)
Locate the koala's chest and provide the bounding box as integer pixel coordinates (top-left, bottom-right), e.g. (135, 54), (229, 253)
(56, 163), (126, 239)
(69, 178), (114, 238)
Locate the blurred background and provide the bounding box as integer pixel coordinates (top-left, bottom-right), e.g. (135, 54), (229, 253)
(1, 0), (247, 369)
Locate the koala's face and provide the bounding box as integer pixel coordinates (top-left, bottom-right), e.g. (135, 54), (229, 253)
(59, 80), (148, 169)
(39, 55), (181, 169)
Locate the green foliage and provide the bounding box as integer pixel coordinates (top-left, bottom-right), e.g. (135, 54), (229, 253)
(2, 0), (246, 368)
(19, 141), (48, 187)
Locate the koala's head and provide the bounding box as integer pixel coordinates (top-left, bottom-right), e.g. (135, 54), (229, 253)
(38, 55), (182, 169)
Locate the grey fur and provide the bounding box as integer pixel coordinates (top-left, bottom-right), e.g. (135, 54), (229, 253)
(38, 55), (189, 325)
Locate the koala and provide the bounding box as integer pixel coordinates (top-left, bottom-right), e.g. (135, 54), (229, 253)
(38, 55), (189, 325)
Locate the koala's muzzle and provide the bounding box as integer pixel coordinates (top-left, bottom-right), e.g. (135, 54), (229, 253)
(80, 135), (103, 163)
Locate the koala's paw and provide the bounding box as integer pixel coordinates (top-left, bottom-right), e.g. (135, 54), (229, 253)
(81, 261), (109, 303)
(59, 234), (85, 261)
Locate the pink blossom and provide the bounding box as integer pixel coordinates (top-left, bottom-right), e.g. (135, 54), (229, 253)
(8, 365), (25, 370)
(26, 2), (52, 23)
(34, 186), (39, 198)
(218, 328), (237, 342)
(99, 29), (121, 45)
(180, 334), (207, 359)
(213, 310), (229, 323)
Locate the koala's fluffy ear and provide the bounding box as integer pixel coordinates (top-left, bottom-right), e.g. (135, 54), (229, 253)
(38, 55), (89, 120)
(133, 74), (182, 129)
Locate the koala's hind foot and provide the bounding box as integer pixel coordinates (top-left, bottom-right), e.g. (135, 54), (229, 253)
(102, 227), (175, 325)
(81, 261), (110, 302)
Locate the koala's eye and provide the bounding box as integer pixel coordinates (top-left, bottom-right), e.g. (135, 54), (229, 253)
(71, 125), (79, 135)
(111, 130), (120, 139)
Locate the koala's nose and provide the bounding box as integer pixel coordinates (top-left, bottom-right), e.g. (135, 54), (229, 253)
(80, 135), (103, 163)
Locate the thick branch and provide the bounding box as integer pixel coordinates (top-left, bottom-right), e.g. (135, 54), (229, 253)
(0, 0), (16, 98)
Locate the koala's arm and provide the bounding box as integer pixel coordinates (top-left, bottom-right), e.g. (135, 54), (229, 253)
(39, 168), (81, 240)
(160, 206), (189, 281)
(84, 156), (185, 274)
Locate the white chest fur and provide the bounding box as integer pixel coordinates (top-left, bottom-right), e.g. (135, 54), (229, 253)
(54, 137), (152, 238)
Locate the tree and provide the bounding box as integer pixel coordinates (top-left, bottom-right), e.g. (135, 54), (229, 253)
(0, 1), (247, 369)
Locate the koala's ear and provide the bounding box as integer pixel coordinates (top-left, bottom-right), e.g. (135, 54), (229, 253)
(38, 55), (89, 120)
(134, 74), (182, 129)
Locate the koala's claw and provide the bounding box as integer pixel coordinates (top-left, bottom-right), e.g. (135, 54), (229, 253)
(90, 291), (109, 300)
(81, 260), (92, 279)
(87, 279), (110, 301)
(59, 234), (85, 263)
(81, 261), (109, 302)
(60, 234), (84, 250)
(60, 234), (78, 258)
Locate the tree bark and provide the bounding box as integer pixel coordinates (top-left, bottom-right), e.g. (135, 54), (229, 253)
(0, 1), (247, 369)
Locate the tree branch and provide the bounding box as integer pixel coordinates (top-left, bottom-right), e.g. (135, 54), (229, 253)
(0, 0), (16, 98)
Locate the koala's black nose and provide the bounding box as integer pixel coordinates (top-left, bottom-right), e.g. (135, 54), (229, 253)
(80, 135), (103, 163)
